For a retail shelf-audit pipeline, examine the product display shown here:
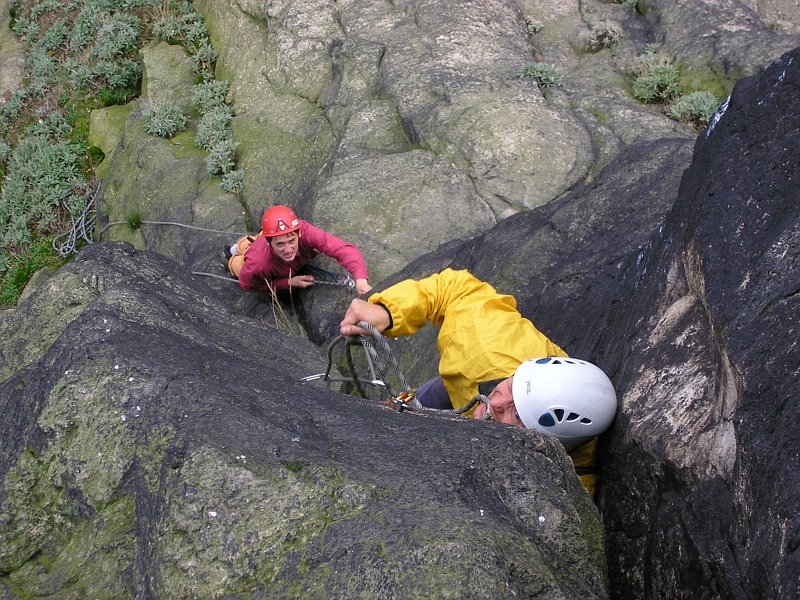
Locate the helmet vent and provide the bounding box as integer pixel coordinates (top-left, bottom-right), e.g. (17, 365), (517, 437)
(553, 408), (564, 421)
(566, 412), (580, 421)
(580, 417), (592, 424)
(538, 413), (556, 427)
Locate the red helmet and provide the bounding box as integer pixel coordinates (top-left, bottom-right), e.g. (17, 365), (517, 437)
(261, 205), (300, 237)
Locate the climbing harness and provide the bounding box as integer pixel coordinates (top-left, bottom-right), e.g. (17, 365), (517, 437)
(302, 322), (492, 416)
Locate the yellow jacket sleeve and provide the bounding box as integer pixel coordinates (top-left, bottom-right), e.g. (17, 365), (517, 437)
(369, 269), (567, 411)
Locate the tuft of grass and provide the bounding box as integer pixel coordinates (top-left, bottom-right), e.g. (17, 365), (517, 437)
(0, 237), (66, 307)
(524, 17), (542, 35)
(141, 101), (188, 138)
(518, 62), (563, 89)
(631, 45), (682, 103)
(584, 20), (623, 52)
(125, 210), (144, 230)
(667, 91), (720, 128)
(266, 276), (306, 338)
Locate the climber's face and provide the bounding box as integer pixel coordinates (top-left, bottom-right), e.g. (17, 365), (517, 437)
(269, 232), (300, 263)
(472, 377), (523, 426)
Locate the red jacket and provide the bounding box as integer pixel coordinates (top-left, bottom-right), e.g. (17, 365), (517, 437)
(238, 220), (369, 292)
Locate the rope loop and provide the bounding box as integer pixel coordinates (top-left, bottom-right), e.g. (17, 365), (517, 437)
(52, 184), (99, 257)
(301, 321), (418, 407)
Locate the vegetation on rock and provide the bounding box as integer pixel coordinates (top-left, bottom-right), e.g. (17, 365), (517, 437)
(518, 62), (564, 89)
(631, 44), (721, 129)
(0, 0), (240, 308)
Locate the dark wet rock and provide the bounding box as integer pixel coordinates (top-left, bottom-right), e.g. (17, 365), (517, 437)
(599, 47), (800, 600)
(0, 242), (606, 598)
(305, 45), (800, 600)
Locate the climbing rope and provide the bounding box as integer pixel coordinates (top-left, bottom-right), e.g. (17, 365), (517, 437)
(99, 219), (248, 238)
(191, 271), (238, 282)
(301, 320), (420, 407)
(52, 185), (99, 257)
(51, 184), (356, 290)
(302, 322), (494, 417)
(55, 188), (483, 415)
(189, 270), (357, 291)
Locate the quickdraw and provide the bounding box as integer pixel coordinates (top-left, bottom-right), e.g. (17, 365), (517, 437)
(301, 321), (421, 408)
(387, 389), (418, 412)
(301, 321), (492, 418)
(310, 275), (356, 290)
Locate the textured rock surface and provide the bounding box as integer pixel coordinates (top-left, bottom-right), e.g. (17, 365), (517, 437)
(312, 135), (694, 385)
(598, 47), (800, 600)
(0, 1), (24, 101)
(305, 46), (800, 600)
(0, 243), (606, 598)
(91, 0), (800, 286)
(2, 1), (800, 598)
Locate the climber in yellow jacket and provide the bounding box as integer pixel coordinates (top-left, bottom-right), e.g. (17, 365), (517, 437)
(339, 268), (617, 496)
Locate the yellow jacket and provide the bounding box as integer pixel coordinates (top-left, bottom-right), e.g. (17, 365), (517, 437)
(369, 268), (568, 412)
(369, 268), (598, 496)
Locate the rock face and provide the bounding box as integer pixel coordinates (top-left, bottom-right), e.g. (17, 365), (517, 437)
(0, 0), (25, 101)
(599, 48), (800, 599)
(305, 46), (800, 599)
(310, 134), (694, 384)
(2, 1), (800, 598)
(0, 243), (606, 598)
(91, 0), (800, 286)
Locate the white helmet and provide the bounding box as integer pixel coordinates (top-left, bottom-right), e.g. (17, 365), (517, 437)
(511, 357), (617, 450)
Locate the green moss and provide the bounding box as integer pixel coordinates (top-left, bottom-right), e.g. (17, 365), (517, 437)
(588, 109), (609, 125)
(138, 425), (176, 494)
(678, 67), (737, 102)
(4, 496), (137, 598)
(0, 238), (68, 308)
(282, 460), (308, 473)
(155, 447), (377, 597)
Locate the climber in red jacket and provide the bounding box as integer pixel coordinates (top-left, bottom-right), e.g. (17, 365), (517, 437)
(227, 205), (372, 295)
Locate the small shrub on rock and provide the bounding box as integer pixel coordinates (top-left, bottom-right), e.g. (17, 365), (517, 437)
(221, 169), (245, 195)
(195, 106), (234, 150)
(518, 63), (563, 89)
(89, 13), (141, 61)
(193, 79), (230, 113)
(668, 91), (720, 127)
(632, 45), (682, 103)
(192, 41), (218, 79)
(142, 101), (188, 138)
(585, 20), (623, 52)
(205, 139), (238, 177)
(525, 17), (543, 35)
(0, 135), (85, 249)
